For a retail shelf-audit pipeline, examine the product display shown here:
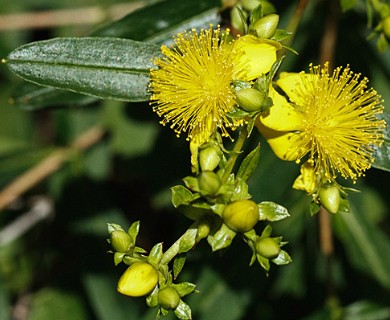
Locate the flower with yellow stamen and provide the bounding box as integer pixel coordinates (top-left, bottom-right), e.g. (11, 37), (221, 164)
(257, 62), (386, 184)
(149, 26), (281, 147)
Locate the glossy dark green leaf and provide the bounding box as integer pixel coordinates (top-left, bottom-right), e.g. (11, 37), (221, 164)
(373, 113), (390, 172)
(92, 0), (221, 42)
(6, 37), (160, 102)
(258, 201), (290, 221)
(10, 0), (221, 110)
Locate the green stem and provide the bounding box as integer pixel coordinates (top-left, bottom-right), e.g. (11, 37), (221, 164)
(161, 221), (199, 265)
(221, 126), (248, 183)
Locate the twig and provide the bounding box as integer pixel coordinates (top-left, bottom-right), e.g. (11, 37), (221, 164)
(0, 197), (53, 247)
(0, 2), (146, 31)
(0, 125), (105, 212)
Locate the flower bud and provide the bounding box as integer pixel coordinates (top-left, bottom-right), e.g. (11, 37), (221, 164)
(319, 185), (340, 214)
(117, 262), (158, 297)
(197, 219), (211, 240)
(231, 5), (247, 34)
(222, 199), (259, 232)
(251, 14), (279, 39)
(255, 237), (281, 259)
(198, 171), (221, 196)
(382, 16), (390, 38)
(241, 0), (261, 11)
(199, 146), (221, 171)
(236, 87), (265, 112)
(110, 230), (133, 252)
(158, 287), (181, 310)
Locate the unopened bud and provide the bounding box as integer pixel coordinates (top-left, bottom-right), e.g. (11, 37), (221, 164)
(158, 287), (181, 310)
(251, 14), (279, 39)
(117, 262), (158, 297)
(198, 171), (221, 196)
(222, 199), (259, 232)
(110, 230), (133, 252)
(199, 146), (221, 171)
(319, 185), (340, 214)
(255, 237), (281, 259)
(197, 219), (212, 240)
(236, 88), (265, 112)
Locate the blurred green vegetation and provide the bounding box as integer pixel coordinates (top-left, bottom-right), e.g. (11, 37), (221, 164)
(0, 0), (390, 319)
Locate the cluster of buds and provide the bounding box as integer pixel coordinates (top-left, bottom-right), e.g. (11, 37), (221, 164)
(172, 139), (291, 273)
(107, 222), (196, 319)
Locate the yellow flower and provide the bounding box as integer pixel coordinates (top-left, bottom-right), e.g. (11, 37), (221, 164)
(149, 26), (280, 146)
(257, 62), (386, 182)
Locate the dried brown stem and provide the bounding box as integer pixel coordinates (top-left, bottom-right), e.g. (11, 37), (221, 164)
(0, 126), (105, 212)
(0, 2), (145, 31)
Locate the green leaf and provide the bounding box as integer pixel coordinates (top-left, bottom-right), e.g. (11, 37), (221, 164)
(107, 223), (124, 233)
(113, 252), (125, 266)
(10, 0), (221, 110)
(173, 254), (186, 279)
(258, 201), (290, 221)
(373, 113), (390, 172)
(178, 228), (198, 253)
(5, 37), (161, 102)
(172, 282), (196, 297)
(128, 221), (141, 243)
(148, 243), (163, 266)
(335, 207), (390, 289)
(207, 223), (236, 251)
(92, 0), (221, 43)
(174, 300), (192, 320)
(237, 144), (260, 182)
(272, 250), (292, 266)
(171, 185), (196, 208)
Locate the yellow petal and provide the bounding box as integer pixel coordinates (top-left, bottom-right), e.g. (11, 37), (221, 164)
(233, 35), (281, 81)
(256, 121), (302, 161)
(259, 86), (304, 131)
(292, 161), (319, 194)
(277, 72), (316, 105)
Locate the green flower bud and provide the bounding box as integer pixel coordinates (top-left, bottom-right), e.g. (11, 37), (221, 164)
(110, 230), (133, 252)
(255, 237), (281, 259)
(117, 262), (158, 297)
(222, 199), (259, 232)
(236, 88), (265, 112)
(241, 0), (261, 11)
(199, 146), (221, 171)
(382, 16), (390, 38)
(231, 5), (247, 34)
(198, 171), (221, 196)
(197, 219), (211, 240)
(158, 287), (181, 310)
(251, 14), (279, 39)
(319, 185), (340, 214)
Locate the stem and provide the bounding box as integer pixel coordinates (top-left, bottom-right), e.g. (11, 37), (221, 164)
(160, 222), (199, 265)
(221, 126), (248, 183)
(282, 0), (309, 50)
(319, 207), (335, 300)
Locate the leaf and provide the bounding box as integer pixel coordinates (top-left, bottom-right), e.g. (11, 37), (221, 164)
(10, 0), (221, 110)
(372, 112), (390, 172)
(258, 201), (290, 221)
(148, 243), (163, 266)
(172, 282), (196, 297)
(171, 185), (196, 208)
(272, 250), (292, 266)
(334, 208), (390, 289)
(173, 254), (186, 279)
(174, 300), (192, 320)
(207, 223), (236, 251)
(92, 0), (221, 43)
(5, 37), (161, 102)
(127, 221), (141, 243)
(237, 144), (260, 182)
(178, 228), (198, 253)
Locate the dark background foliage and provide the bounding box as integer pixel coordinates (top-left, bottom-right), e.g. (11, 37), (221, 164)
(0, 0), (390, 319)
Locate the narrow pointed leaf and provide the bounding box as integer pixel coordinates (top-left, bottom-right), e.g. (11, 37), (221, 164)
(5, 37), (160, 102)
